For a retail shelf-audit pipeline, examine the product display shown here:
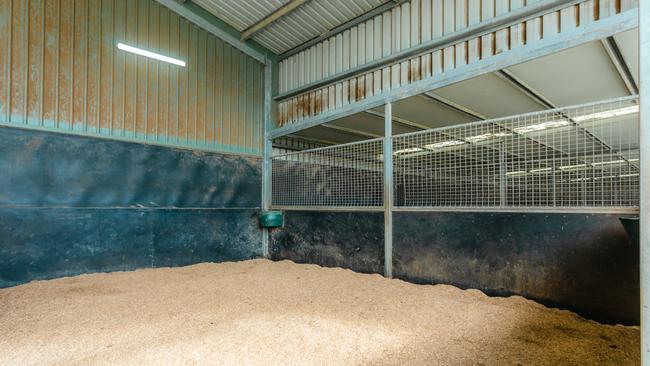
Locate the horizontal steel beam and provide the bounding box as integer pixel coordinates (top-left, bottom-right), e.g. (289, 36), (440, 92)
(272, 135), (329, 150)
(270, 206), (639, 215)
(268, 9), (639, 139)
(271, 206), (384, 212)
(156, 0), (268, 64)
(392, 207), (640, 214)
(241, 0), (309, 41)
(275, 0), (584, 100)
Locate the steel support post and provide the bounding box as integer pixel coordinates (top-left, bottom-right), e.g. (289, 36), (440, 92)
(639, 1), (649, 362)
(262, 60), (273, 257)
(383, 102), (393, 278)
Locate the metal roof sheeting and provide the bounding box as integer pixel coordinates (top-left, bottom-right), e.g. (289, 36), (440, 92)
(193, 0), (386, 54)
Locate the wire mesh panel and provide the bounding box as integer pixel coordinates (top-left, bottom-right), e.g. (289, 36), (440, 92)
(271, 139), (384, 208)
(393, 96), (640, 211)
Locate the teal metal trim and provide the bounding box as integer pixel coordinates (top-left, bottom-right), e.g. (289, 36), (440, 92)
(259, 210), (283, 228)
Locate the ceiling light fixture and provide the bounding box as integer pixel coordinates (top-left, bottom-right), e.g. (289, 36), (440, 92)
(117, 42), (186, 67)
(424, 140), (466, 150)
(394, 147), (424, 155)
(465, 132), (512, 143)
(513, 120), (570, 134)
(591, 159), (627, 166)
(559, 163), (588, 171)
(572, 105), (639, 122)
(506, 170), (527, 176)
(593, 175), (618, 181)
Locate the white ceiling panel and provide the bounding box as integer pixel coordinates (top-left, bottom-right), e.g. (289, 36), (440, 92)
(506, 42), (632, 107)
(292, 125), (370, 144)
(433, 74), (545, 118)
(330, 112), (420, 137)
(386, 96), (478, 129)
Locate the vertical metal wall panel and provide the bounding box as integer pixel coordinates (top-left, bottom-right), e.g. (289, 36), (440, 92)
(0, 0), (265, 156)
(276, 0), (639, 128)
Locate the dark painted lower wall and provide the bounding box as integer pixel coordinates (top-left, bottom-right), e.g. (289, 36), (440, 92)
(0, 127), (263, 288)
(271, 210), (639, 325)
(0, 208), (261, 288)
(270, 211), (384, 274)
(393, 212), (639, 325)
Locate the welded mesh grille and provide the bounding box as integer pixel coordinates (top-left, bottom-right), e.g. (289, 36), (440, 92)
(271, 139), (384, 207)
(393, 96), (640, 209)
(271, 96), (640, 211)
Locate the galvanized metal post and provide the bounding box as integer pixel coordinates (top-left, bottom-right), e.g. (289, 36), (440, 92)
(552, 160), (557, 207)
(640, 1), (650, 363)
(262, 59), (273, 258)
(384, 102), (393, 278)
(499, 144), (506, 207)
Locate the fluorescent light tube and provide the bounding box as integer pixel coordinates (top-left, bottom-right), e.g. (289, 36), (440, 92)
(530, 167), (553, 173)
(117, 43), (186, 67)
(594, 175), (618, 181)
(394, 147), (423, 155)
(591, 159), (626, 166)
(619, 173), (640, 178)
(559, 163), (588, 171)
(572, 173), (639, 182)
(591, 158), (638, 166)
(513, 120), (570, 134)
(573, 105), (639, 122)
(506, 171), (527, 176)
(465, 132), (512, 143)
(424, 140), (465, 149)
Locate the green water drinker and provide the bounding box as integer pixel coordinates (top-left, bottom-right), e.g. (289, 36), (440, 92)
(260, 210), (283, 228)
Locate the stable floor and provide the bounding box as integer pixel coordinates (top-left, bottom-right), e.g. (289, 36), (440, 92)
(0, 259), (639, 365)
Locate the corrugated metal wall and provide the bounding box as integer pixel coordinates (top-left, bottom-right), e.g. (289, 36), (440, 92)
(0, 0), (265, 156)
(277, 0), (638, 127)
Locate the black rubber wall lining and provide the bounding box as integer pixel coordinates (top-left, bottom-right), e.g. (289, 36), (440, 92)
(0, 127), (261, 208)
(271, 210), (639, 325)
(270, 211), (384, 274)
(393, 212), (639, 325)
(0, 126), (263, 288)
